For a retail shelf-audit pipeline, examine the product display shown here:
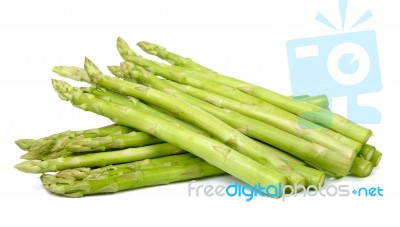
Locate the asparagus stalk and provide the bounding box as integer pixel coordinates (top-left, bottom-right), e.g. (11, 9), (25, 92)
(83, 76), (309, 168)
(135, 39), (372, 144)
(350, 157), (373, 178)
(358, 144), (376, 161)
(292, 95), (311, 100)
(162, 78), (359, 154)
(61, 86), (326, 185)
(370, 150), (382, 167)
(41, 131), (163, 160)
(21, 124), (133, 160)
(137, 41), (213, 72)
(63, 131), (163, 152)
(41, 159), (224, 197)
(15, 143), (185, 173)
(86, 84), (307, 167)
(107, 65), (128, 79)
(55, 59), (305, 186)
(118, 39), (362, 153)
(49, 79), (287, 192)
(55, 153), (199, 180)
(294, 95), (329, 110)
(119, 64), (354, 176)
(83, 86), (208, 136)
(289, 163), (325, 187)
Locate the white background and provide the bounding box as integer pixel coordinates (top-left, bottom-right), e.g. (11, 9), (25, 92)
(0, 0), (399, 226)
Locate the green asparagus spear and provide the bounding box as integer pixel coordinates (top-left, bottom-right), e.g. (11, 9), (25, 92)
(86, 84), (307, 167)
(21, 124), (133, 159)
(49, 79), (287, 193)
(82, 86), (208, 136)
(137, 41), (213, 72)
(50, 131), (163, 157)
(54, 59), (304, 186)
(350, 157), (373, 178)
(134, 39), (372, 144)
(41, 158), (224, 197)
(55, 153), (199, 180)
(358, 144), (376, 161)
(163, 78), (358, 154)
(137, 39), (372, 143)
(15, 139), (36, 151)
(294, 95), (329, 110)
(370, 150), (382, 167)
(118, 39), (362, 153)
(15, 143), (185, 173)
(119, 64), (354, 176)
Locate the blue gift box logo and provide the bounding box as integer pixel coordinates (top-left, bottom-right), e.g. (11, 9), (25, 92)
(286, 0), (382, 124)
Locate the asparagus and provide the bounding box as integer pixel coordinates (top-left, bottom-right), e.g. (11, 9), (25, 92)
(350, 157), (373, 178)
(358, 144), (376, 161)
(135, 39), (372, 144)
(64, 131), (162, 152)
(15, 143), (185, 173)
(41, 131), (164, 160)
(82, 86), (208, 136)
(107, 65), (128, 79)
(138, 41), (213, 72)
(119, 64), (354, 176)
(294, 95), (329, 109)
(289, 163), (325, 187)
(370, 150), (382, 167)
(49, 79), (287, 192)
(55, 59), (305, 186)
(121, 65), (364, 178)
(20, 124), (133, 160)
(15, 139), (36, 151)
(118, 39), (362, 153)
(87, 84), (308, 167)
(56, 153), (199, 180)
(41, 158), (224, 197)
(292, 95), (311, 100)
(83, 75), (308, 168)
(163, 78), (359, 154)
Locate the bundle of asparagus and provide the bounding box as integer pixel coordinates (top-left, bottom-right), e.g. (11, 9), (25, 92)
(14, 38), (382, 198)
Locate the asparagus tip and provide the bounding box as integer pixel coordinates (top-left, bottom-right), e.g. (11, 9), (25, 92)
(15, 161), (43, 173)
(15, 139), (36, 150)
(117, 37), (137, 58)
(84, 57), (103, 80)
(51, 79), (74, 101)
(53, 66), (90, 82)
(107, 65), (121, 77)
(137, 41), (165, 55)
(20, 152), (39, 160)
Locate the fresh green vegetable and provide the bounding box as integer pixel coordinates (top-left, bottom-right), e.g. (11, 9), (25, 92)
(118, 38), (362, 154)
(134, 39), (372, 144)
(15, 143), (185, 173)
(358, 144), (376, 161)
(48, 79), (288, 192)
(41, 131), (163, 160)
(350, 157), (373, 178)
(54, 59), (304, 186)
(55, 153), (199, 180)
(15, 139), (36, 151)
(294, 95), (329, 109)
(19, 124), (133, 160)
(118, 63), (354, 177)
(370, 150), (382, 167)
(41, 156), (224, 197)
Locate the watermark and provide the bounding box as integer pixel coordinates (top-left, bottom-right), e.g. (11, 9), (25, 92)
(188, 181), (383, 202)
(286, 0), (381, 124)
